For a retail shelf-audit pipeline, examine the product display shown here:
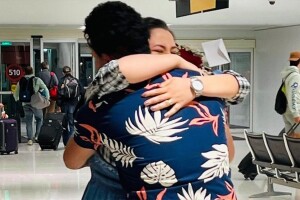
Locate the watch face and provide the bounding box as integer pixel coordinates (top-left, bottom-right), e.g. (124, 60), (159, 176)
(192, 80), (203, 91)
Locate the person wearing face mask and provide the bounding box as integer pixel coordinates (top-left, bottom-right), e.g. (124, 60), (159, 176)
(63, 1), (248, 198)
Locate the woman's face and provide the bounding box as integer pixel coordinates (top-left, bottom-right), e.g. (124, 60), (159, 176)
(93, 28), (177, 70)
(148, 28), (178, 55)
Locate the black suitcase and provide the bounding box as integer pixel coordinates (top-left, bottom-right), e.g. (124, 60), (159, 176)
(0, 119), (18, 155)
(38, 113), (65, 150)
(10, 114), (21, 143)
(238, 152), (257, 180)
(45, 112), (65, 122)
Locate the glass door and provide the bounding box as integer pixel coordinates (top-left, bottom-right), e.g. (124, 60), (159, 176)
(78, 42), (94, 88)
(40, 40), (77, 81)
(0, 41), (31, 116)
(221, 51), (252, 131)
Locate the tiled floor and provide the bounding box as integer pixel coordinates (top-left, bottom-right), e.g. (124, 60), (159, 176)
(1, 135), (300, 200)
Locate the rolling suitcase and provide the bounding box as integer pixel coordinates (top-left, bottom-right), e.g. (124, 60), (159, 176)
(0, 119), (18, 155)
(44, 112), (65, 121)
(38, 113), (65, 150)
(238, 152), (258, 180)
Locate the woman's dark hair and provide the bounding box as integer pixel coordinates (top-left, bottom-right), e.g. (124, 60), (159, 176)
(143, 17), (175, 38)
(84, 1), (150, 59)
(24, 66), (33, 75)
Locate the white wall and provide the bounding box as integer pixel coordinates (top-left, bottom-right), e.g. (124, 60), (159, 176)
(254, 26), (300, 134)
(2, 23), (300, 136)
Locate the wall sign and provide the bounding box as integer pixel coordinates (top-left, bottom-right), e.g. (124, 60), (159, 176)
(176, 0), (229, 17)
(5, 64), (24, 83)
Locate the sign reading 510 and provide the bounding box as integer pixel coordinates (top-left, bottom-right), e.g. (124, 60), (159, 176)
(6, 64), (24, 83)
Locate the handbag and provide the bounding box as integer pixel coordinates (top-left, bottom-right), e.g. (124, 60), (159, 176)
(30, 91), (50, 109)
(49, 85), (58, 100)
(49, 72), (58, 100)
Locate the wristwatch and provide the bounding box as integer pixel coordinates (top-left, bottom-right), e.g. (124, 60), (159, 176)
(190, 76), (204, 97)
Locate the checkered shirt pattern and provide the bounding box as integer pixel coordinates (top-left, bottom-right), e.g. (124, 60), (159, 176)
(223, 70), (250, 105)
(84, 60), (129, 101)
(85, 60), (250, 106)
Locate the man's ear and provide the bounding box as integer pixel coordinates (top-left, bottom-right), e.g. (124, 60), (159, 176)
(92, 51), (111, 62)
(101, 54), (111, 63)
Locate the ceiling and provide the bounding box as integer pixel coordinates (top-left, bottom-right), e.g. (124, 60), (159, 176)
(0, 0), (299, 31)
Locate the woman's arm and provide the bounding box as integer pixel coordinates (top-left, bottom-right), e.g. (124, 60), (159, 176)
(63, 138), (95, 169)
(142, 71), (250, 117)
(225, 123), (235, 163)
(143, 74), (238, 117)
(84, 55), (200, 100)
(117, 54), (200, 83)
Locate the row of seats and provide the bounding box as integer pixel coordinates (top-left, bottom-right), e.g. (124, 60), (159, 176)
(244, 130), (300, 198)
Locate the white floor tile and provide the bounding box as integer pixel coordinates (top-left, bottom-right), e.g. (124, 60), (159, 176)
(1, 139), (300, 199)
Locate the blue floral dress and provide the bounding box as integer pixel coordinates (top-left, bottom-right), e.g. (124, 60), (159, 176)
(74, 69), (237, 200)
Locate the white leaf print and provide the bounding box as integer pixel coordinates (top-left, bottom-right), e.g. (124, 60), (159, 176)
(198, 144), (230, 183)
(101, 133), (140, 167)
(177, 183), (211, 200)
(126, 106), (189, 144)
(140, 161), (178, 187)
(221, 108), (226, 126)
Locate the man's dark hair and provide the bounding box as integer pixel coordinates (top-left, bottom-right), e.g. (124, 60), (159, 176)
(41, 61), (48, 69)
(143, 17), (175, 38)
(84, 1), (150, 59)
(24, 66), (33, 75)
(63, 66), (71, 74)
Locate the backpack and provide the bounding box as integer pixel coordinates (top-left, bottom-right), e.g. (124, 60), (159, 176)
(19, 76), (35, 102)
(274, 72), (294, 115)
(61, 76), (80, 99)
(274, 82), (287, 115)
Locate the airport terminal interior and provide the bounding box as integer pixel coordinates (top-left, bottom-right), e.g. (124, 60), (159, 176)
(1, 134), (300, 200)
(1, 0), (300, 199)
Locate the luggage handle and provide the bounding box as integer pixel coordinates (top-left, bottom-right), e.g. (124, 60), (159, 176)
(286, 122), (300, 136)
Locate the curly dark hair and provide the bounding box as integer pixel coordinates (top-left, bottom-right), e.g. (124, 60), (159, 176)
(84, 1), (150, 59)
(143, 17), (175, 38)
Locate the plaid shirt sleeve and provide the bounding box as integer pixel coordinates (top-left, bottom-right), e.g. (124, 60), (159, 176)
(94, 60), (130, 96)
(223, 70), (250, 105)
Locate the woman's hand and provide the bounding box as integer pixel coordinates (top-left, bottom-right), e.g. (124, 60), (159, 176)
(142, 77), (195, 117)
(0, 103), (3, 109)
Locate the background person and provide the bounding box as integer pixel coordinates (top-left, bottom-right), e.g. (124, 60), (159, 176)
(38, 61), (59, 115)
(57, 66), (84, 146)
(13, 66), (49, 145)
(281, 51), (300, 137)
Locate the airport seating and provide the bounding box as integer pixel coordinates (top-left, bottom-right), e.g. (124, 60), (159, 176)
(243, 130), (300, 198)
